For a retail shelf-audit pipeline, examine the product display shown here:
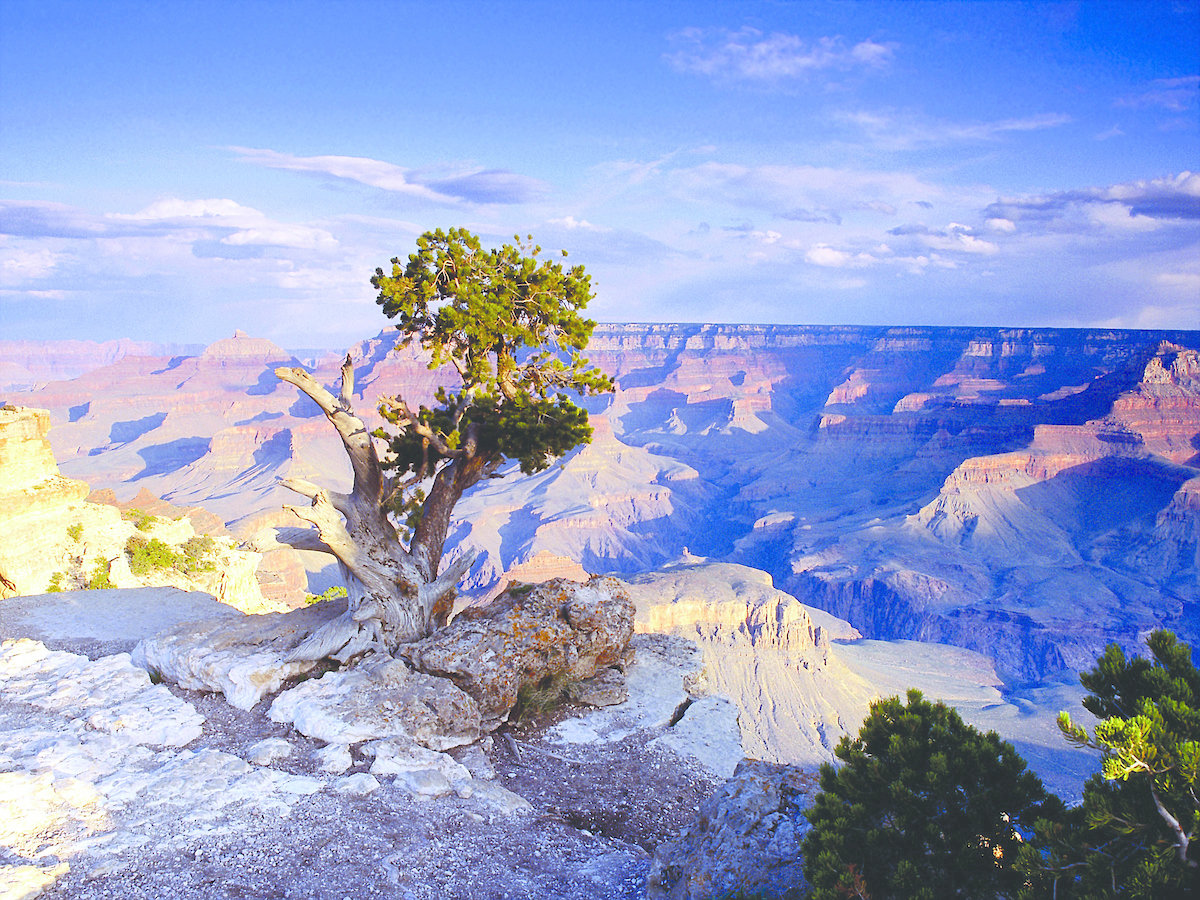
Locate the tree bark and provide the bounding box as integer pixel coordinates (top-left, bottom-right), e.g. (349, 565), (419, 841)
(249, 356), (476, 661)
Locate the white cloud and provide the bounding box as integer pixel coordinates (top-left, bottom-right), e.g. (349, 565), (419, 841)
(548, 216), (608, 232)
(1116, 76), (1200, 113)
(666, 27), (893, 83)
(1156, 271), (1200, 291)
(985, 172), (1200, 229)
(662, 160), (944, 219)
(805, 244), (852, 267)
(0, 247), (59, 282)
(235, 147), (451, 201)
(222, 225), (338, 250)
(986, 218), (1017, 233)
(114, 198), (263, 220)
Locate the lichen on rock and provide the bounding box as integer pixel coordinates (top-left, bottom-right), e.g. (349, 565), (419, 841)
(400, 576), (636, 727)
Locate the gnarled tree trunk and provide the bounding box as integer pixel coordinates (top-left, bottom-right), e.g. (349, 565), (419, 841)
(249, 356), (483, 662)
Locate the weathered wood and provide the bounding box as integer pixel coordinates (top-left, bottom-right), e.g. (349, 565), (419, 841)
(262, 355), (475, 659)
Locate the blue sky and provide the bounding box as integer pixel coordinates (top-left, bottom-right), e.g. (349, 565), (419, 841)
(2, 0), (1197, 347)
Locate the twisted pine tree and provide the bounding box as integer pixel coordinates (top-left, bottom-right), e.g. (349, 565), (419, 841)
(255, 228), (612, 661)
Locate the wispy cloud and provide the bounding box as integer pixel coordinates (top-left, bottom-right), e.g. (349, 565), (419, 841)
(0, 198), (340, 253)
(1116, 75), (1200, 113)
(836, 110), (1072, 150)
(233, 148), (549, 205)
(648, 161), (946, 226)
(665, 27), (893, 84)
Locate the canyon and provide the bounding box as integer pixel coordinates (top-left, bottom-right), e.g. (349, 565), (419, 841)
(3, 322), (1196, 897)
(3, 324), (1197, 773)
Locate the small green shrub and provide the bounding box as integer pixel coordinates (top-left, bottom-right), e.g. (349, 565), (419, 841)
(47, 571), (65, 593)
(122, 508), (157, 532)
(305, 585), (348, 606)
(125, 533), (220, 577)
(179, 535), (217, 574)
(66, 523), (83, 542)
(85, 558), (114, 590)
(126, 536), (182, 575)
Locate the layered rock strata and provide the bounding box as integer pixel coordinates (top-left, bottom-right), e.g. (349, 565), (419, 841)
(0, 405), (279, 612)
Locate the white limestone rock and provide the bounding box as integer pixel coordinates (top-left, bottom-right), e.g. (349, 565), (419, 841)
(269, 651), (481, 750)
(246, 737), (293, 766)
(0, 639), (333, 884)
(0, 639), (203, 747)
(130, 603), (339, 710)
(335, 772), (380, 797)
(368, 737), (473, 801)
(0, 586), (242, 656)
(548, 632), (746, 779)
(315, 743), (352, 774)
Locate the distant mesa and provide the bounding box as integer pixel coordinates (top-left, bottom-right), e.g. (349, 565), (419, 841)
(199, 329), (295, 362)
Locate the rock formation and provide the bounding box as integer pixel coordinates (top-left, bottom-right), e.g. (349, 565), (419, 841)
(626, 559), (875, 765)
(401, 576), (635, 728)
(0, 405), (280, 612)
(135, 576), (636, 730)
(785, 342), (1200, 680)
(0, 337), (203, 393)
(647, 760), (815, 900)
(11, 324), (1200, 703)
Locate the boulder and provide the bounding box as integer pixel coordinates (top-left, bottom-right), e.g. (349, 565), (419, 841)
(268, 651), (481, 751)
(131, 602), (340, 709)
(401, 576), (635, 727)
(647, 759), (816, 900)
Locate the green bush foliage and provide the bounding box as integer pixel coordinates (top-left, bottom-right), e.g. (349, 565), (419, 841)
(1017, 631), (1198, 897)
(125, 533), (219, 577)
(46, 571), (65, 592)
(179, 535), (217, 574)
(85, 557), (113, 590)
(305, 585), (348, 606)
(802, 689), (1053, 900)
(122, 508), (157, 532)
(66, 523), (83, 542)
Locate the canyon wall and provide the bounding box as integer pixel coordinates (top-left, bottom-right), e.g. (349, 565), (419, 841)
(0, 405), (283, 612)
(6, 324), (1198, 679)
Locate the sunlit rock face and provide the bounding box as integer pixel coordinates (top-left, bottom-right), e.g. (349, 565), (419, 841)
(0, 406), (279, 612)
(0, 406), (93, 597)
(8, 325), (1199, 680)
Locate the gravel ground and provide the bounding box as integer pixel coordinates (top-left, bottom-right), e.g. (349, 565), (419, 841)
(4, 658), (726, 900)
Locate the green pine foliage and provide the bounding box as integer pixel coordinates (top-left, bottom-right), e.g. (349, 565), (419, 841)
(1018, 631), (1198, 897)
(802, 689), (1052, 900)
(371, 228), (613, 483)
